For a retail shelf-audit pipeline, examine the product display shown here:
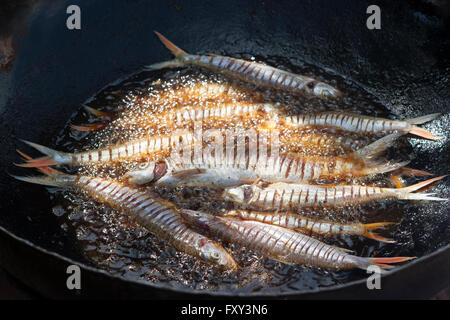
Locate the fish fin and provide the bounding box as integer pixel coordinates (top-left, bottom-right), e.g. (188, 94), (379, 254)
(408, 127), (442, 140)
(389, 174), (405, 188)
(332, 245), (354, 254)
(361, 160), (411, 176)
(11, 152), (70, 187)
(363, 231), (396, 243)
(145, 59), (184, 70)
(271, 256), (296, 266)
(83, 105), (114, 120)
(154, 31), (188, 58)
(362, 222), (396, 243)
(16, 150), (62, 176)
(353, 132), (411, 175)
(171, 168), (207, 180)
(10, 174), (63, 187)
(71, 123), (108, 132)
(146, 32), (189, 70)
(237, 177), (261, 186)
(354, 132), (402, 161)
(406, 113), (441, 125)
(364, 222), (396, 230)
(369, 256), (416, 269)
(15, 157), (58, 168)
(398, 167), (433, 176)
(395, 175), (448, 201)
(19, 139), (71, 166)
(405, 113), (442, 140)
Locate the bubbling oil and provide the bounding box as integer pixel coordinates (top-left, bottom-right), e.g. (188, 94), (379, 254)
(48, 59), (443, 294)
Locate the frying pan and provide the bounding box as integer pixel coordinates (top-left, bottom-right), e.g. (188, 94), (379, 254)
(0, 0), (449, 299)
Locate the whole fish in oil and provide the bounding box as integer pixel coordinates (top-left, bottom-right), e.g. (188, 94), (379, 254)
(222, 176), (447, 210)
(148, 32), (343, 99)
(17, 130), (198, 167)
(224, 210), (396, 243)
(125, 133), (408, 186)
(282, 112), (441, 140)
(179, 209), (414, 271)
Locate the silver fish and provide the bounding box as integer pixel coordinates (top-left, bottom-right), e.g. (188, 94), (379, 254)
(222, 176), (446, 210)
(148, 32), (343, 99)
(179, 209), (414, 271)
(125, 133), (409, 187)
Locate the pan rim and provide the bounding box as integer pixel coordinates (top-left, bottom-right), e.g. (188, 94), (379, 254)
(1, 222), (449, 298)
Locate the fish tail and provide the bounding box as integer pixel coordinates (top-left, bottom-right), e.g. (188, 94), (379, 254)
(407, 113), (441, 125)
(362, 222), (396, 243)
(146, 31), (188, 70)
(10, 174), (67, 187)
(83, 105), (114, 120)
(11, 151), (72, 187)
(408, 127), (442, 140)
(355, 132), (402, 161)
(16, 150), (61, 176)
(17, 139), (71, 166)
(154, 31), (188, 57)
(352, 256), (415, 271)
(361, 160), (410, 176)
(353, 132), (411, 175)
(405, 113), (442, 140)
(395, 175), (448, 201)
(398, 167), (433, 176)
(71, 123), (108, 132)
(369, 256), (416, 269)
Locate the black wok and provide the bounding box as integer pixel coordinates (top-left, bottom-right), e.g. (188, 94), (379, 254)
(0, 0), (449, 299)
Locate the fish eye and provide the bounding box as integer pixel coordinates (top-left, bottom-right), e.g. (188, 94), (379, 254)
(211, 251), (220, 261)
(138, 162), (149, 169)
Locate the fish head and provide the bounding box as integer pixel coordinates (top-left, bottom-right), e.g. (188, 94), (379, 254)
(312, 82), (343, 99)
(198, 238), (238, 270)
(124, 159), (168, 185)
(222, 185), (254, 204)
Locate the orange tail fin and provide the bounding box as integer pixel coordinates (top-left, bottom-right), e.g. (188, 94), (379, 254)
(154, 31), (187, 57)
(409, 127), (442, 141)
(370, 256), (416, 269)
(16, 149), (61, 176)
(362, 222), (396, 243)
(397, 175), (448, 201)
(398, 167), (433, 177)
(71, 122), (108, 132)
(406, 113), (442, 140)
(83, 105), (114, 120)
(15, 157), (57, 168)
